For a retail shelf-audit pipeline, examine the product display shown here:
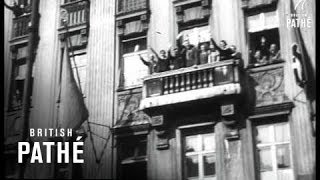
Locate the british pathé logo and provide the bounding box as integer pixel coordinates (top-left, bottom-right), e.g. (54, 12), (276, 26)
(287, 0), (312, 28)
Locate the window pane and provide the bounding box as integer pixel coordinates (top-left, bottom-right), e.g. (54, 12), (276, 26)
(203, 153), (216, 177)
(180, 26), (210, 47)
(274, 123), (290, 142)
(203, 134), (215, 151)
(121, 143), (135, 160)
(248, 14), (261, 32)
(277, 169), (294, 180)
(122, 161), (147, 180)
(186, 155), (199, 178)
(122, 38), (147, 54)
(185, 135), (200, 153)
(256, 126), (272, 144)
(137, 141), (147, 157)
(276, 144), (291, 169)
(264, 11), (279, 29)
(261, 171), (276, 180)
(258, 147), (273, 172)
(123, 51), (149, 87)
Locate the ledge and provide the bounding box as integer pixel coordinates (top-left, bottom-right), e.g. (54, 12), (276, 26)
(173, 0), (202, 7)
(116, 9), (149, 20)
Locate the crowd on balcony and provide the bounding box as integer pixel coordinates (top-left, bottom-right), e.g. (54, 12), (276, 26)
(249, 36), (281, 67)
(4, 0), (31, 17)
(138, 33), (242, 74)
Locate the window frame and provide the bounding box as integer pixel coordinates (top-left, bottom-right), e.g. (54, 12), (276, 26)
(69, 50), (87, 96)
(176, 122), (216, 180)
(118, 35), (149, 90)
(245, 8), (282, 66)
(250, 115), (296, 180)
(117, 135), (148, 180)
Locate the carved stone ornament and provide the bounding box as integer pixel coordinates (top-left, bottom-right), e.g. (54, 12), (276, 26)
(155, 129), (169, 150)
(221, 104), (235, 116)
(250, 67), (287, 107)
(117, 92), (151, 127)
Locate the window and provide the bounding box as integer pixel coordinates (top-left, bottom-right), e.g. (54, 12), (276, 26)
(118, 136), (147, 180)
(254, 122), (294, 180)
(247, 10), (281, 66)
(120, 37), (149, 88)
(9, 45), (35, 110)
(117, 0), (147, 14)
(183, 132), (216, 180)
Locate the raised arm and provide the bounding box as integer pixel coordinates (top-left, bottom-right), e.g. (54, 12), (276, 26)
(150, 47), (160, 59)
(139, 54), (151, 66)
(4, 1), (14, 10)
(210, 38), (222, 51)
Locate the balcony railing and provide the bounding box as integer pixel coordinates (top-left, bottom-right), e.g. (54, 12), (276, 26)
(117, 0), (148, 15)
(12, 14), (31, 39)
(60, 0), (89, 27)
(140, 59), (244, 109)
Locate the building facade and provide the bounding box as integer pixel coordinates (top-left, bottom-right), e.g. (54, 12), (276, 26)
(4, 0), (315, 179)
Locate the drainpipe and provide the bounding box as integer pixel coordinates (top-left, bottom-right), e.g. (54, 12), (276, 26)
(19, 0), (40, 178)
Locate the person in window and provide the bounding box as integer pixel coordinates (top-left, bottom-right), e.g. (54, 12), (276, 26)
(255, 36), (269, 61)
(230, 45), (242, 59)
(210, 38), (233, 60)
(254, 50), (267, 66)
(15, 89), (22, 106)
(208, 42), (220, 63)
(269, 44), (281, 63)
(199, 43), (210, 65)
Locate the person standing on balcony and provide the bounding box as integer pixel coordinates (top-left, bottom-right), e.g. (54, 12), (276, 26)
(151, 48), (169, 72)
(230, 45), (242, 59)
(183, 39), (199, 67)
(208, 42), (220, 63)
(138, 47), (169, 74)
(199, 43), (210, 65)
(168, 33), (187, 70)
(210, 38), (233, 60)
(139, 53), (157, 74)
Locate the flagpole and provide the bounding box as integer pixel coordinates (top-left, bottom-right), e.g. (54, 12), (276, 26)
(64, 24), (83, 94)
(19, 0), (39, 178)
(290, 0), (316, 136)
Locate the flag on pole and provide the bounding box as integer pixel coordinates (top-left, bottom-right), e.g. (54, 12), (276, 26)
(58, 40), (89, 130)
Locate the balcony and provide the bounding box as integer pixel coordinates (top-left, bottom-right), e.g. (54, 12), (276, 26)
(11, 14), (31, 40)
(139, 59), (244, 110)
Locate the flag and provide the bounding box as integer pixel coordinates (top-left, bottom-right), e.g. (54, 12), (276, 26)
(58, 40), (89, 130)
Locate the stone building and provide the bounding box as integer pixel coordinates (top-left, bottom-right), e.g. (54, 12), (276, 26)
(4, 0), (315, 179)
